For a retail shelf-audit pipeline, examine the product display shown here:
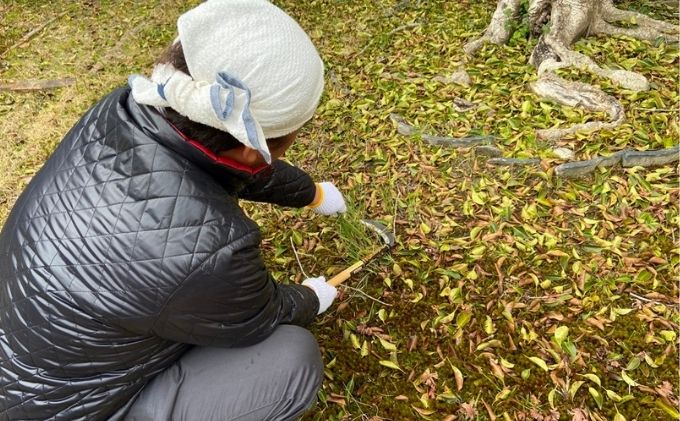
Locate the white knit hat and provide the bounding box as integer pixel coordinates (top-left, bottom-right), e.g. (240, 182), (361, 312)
(128, 0), (325, 163)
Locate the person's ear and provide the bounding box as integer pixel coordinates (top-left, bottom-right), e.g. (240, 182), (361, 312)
(218, 145), (263, 167)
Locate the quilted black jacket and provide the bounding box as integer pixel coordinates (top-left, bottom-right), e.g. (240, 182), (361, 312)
(0, 87), (320, 420)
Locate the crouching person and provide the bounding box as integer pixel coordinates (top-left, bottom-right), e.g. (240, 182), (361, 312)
(0, 1), (345, 420)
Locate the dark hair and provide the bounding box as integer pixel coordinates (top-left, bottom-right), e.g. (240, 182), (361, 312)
(155, 42), (242, 153)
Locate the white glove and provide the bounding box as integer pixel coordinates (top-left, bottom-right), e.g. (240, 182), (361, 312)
(309, 182), (347, 216)
(302, 276), (337, 315)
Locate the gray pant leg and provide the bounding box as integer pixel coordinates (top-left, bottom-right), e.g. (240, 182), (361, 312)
(125, 326), (323, 421)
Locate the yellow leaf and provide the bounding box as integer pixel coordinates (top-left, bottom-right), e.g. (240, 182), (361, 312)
(614, 412), (627, 421)
(379, 337), (397, 352)
(548, 389), (556, 408)
(589, 387), (603, 409)
(606, 389), (622, 402)
(496, 388), (512, 402)
(412, 406), (435, 416)
(361, 340), (369, 357)
(471, 190), (486, 205)
(580, 373), (601, 387)
(569, 381), (584, 399)
(528, 356), (549, 371)
(656, 399), (680, 419)
(553, 326), (569, 346)
(456, 311), (472, 329)
(379, 360), (402, 371)
(621, 370), (639, 387)
(450, 364), (464, 391)
(350, 333), (360, 349)
(470, 245), (487, 256)
(500, 358), (515, 369)
(392, 263), (403, 276)
(484, 316), (496, 335)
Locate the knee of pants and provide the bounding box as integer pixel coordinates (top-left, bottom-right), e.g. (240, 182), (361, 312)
(271, 326), (324, 400)
(225, 326), (324, 420)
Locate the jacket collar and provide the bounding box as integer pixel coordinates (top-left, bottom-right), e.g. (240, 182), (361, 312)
(124, 89), (272, 194)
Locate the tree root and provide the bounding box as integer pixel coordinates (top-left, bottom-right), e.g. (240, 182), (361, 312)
(592, 0), (679, 45)
(592, 20), (678, 44)
(476, 146), (504, 157)
(391, 112), (678, 178)
(464, 0), (522, 56)
(487, 157), (541, 166)
(555, 146), (680, 178)
(433, 69), (472, 87)
(538, 34), (650, 91)
(530, 72), (625, 141)
(389, 113), (495, 147)
(456, 0), (678, 175)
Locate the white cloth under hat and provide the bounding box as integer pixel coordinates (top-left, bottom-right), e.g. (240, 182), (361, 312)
(129, 0), (325, 164)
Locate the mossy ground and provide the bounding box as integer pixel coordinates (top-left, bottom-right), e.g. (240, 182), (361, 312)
(1, 1), (678, 420)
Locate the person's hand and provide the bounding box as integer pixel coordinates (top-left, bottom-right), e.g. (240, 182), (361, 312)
(302, 276), (337, 315)
(309, 182), (347, 216)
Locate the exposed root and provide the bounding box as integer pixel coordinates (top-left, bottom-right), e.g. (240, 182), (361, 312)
(460, 0), (678, 169)
(389, 113), (495, 147)
(602, 0), (678, 42)
(555, 146), (680, 178)
(592, 19), (678, 44)
(487, 157), (541, 166)
(452, 97), (478, 112)
(433, 69), (472, 87)
(530, 72), (625, 141)
(538, 34), (650, 91)
(464, 0), (522, 56)
(476, 146), (504, 157)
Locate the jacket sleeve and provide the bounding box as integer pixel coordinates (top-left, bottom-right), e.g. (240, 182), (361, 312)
(238, 159), (316, 208)
(151, 230), (320, 348)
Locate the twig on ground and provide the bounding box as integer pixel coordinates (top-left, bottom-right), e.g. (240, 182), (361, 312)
(630, 292), (680, 309)
(0, 78), (76, 92)
(630, 292), (656, 303)
(0, 11), (69, 58)
(341, 284), (392, 306)
(290, 237), (309, 279)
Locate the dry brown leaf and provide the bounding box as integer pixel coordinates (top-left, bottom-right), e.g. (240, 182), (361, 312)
(459, 402), (477, 419)
(585, 318), (606, 331)
(481, 399), (496, 420)
(328, 393), (346, 407)
(655, 380), (675, 400)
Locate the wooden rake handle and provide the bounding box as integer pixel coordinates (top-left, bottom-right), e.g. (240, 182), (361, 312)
(327, 246), (384, 287)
